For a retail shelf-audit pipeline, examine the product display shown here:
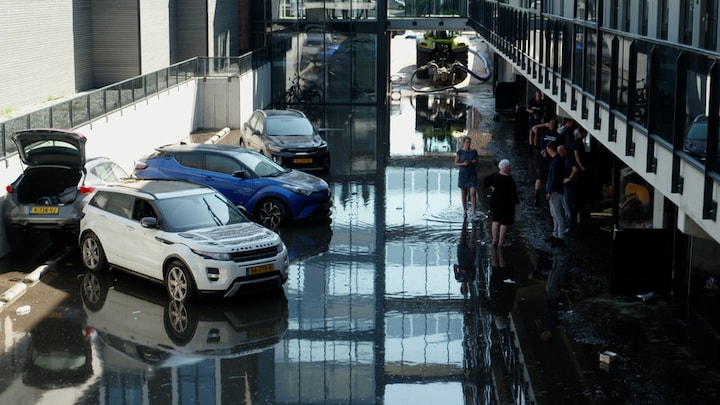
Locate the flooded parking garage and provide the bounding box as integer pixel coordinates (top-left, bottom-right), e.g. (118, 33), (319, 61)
(1, 38), (720, 405)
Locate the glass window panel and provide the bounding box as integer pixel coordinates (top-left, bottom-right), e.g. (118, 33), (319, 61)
(51, 103), (71, 129)
(683, 54), (712, 161)
(388, 0), (407, 17)
(573, 25), (584, 85)
(616, 37), (630, 112)
(577, 0), (586, 19)
(147, 72), (158, 96)
(106, 86), (121, 112)
(599, 35), (613, 103)
(28, 109), (51, 129)
(584, 30), (597, 96)
(631, 42), (649, 127)
(561, 23), (572, 79)
(71, 97), (89, 127)
(587, 0), (597, 21)
(640, 0), (648, 36)
(326, 33), (376, 103)
(534, 16), (543, 60)
(648, 46), (678, 142)
(658, 0), (669, 39)
(680, 0), (693, 45)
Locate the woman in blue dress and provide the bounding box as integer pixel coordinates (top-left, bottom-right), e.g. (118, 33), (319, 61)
(455, 136), (479, 218)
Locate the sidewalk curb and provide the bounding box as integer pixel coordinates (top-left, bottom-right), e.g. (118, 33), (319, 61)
(0, 251), (66, 312)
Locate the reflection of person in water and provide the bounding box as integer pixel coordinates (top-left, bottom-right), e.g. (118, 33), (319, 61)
(454, 217), (477, 297)
(487, 246), (517, 331)
(540, 254), (568, 342)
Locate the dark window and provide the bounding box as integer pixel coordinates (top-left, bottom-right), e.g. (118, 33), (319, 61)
(175, 152), (203, 170)
(648, 46), (679, 143)
(102, 192), (134, 219)
(206, 154), (241, 175)
(132, 199), (157, 221)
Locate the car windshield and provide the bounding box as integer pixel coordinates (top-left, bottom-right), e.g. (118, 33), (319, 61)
(236, 151), (286, 177)
(156, 192), (249, 232)
(266, 117), (315, 136)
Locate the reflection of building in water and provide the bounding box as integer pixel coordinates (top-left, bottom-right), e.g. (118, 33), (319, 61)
(414, 94), (469, 155)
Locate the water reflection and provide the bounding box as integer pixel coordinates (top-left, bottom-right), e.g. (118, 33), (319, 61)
(278, 219), (333, 262)
(24, 307), (94, 389)
(391, 93), (469, 156)
(486, 247), (517, 332)
(80, 270), (288, 402)
(0, 306), (100, 404)
(453, 218), (477, 297)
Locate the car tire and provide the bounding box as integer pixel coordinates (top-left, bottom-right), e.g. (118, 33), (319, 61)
(255, 198), (288, 230)
(81, 271), (108, 312)
(163, 299), (199, 346)
(239, 137), (246, 147)
(165, 260), (196, 303)
(80, 232), (108, 272)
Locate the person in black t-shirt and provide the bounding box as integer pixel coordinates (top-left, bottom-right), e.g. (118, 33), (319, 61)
(484, 159), (520, 247)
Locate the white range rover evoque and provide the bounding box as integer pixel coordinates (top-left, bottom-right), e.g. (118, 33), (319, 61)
(79, 178), (289, 302)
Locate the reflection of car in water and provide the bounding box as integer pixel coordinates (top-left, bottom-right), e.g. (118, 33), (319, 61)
(24, 307), (94, 389)
(277, 218), (332, 262)
(414, 94), (469, 155)
(81, 270), (289, 366)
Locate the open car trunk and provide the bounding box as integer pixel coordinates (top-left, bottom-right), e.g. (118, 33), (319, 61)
(16, 166), (82, 205)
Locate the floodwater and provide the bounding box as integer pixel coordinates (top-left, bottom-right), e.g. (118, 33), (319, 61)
(1, 35), (719, 405)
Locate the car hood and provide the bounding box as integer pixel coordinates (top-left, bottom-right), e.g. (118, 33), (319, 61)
(13, 128), (87, 168)
(278, 169), (329, 189)
(267, 135), (324, 148)
(179, 222), (281, 247)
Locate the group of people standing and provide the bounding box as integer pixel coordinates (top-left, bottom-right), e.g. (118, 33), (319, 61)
(526, 93), (590, 247)
(455, 91), (590, 251)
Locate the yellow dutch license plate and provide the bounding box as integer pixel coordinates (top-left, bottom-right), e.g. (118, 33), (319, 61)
(248, 264), (274, 275)
(248, 326), (275, 339)
(31, 206), (59, 215)
(294, 158), (313, 164)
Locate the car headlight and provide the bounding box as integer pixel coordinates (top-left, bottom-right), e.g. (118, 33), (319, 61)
(191, 249), (232, 261)
(280, 183), (314, 196)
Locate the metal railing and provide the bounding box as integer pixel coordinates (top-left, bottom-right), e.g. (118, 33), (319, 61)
(0, 50), (268, 162)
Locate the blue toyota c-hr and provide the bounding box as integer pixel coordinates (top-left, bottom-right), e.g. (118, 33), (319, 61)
(133, 143), (333, 230)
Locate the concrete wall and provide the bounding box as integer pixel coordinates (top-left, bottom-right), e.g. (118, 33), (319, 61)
(0, 0), (87, 111)
(0, 64), (271, 258)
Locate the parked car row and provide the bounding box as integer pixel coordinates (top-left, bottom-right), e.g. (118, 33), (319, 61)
(133, 142), (332, 229)
(2, 122), (335, 303)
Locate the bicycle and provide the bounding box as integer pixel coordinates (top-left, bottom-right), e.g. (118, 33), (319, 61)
(284, 75), (323, 104)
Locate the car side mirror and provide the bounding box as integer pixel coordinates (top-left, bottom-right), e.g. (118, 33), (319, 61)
(232, 169), (246, 179)
(140, 217), (158, 228)
(253, 129), (262, 136)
